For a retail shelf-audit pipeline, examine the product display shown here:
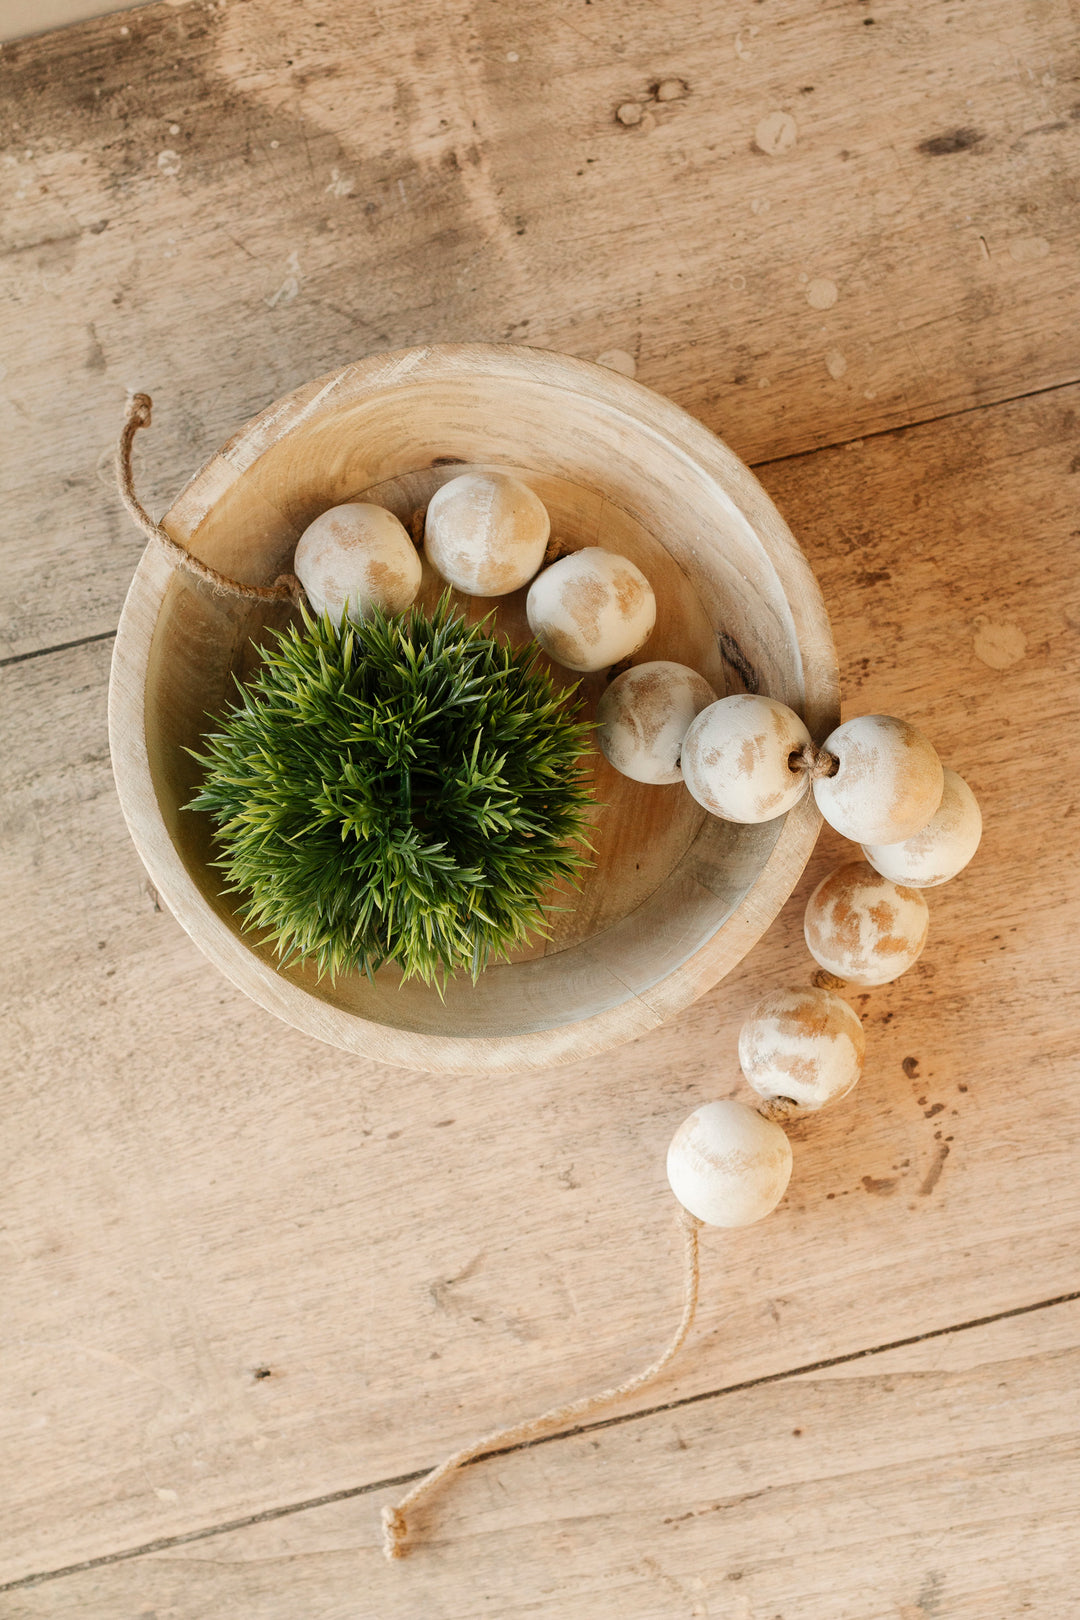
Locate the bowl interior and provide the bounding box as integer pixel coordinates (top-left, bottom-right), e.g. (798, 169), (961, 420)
(138, 363), (821, 1043)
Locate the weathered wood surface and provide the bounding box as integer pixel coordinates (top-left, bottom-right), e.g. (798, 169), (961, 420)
(7, 1300), (1078, 1618)
(0, 1), (149, 45)
(3, 381), (1078, 1597)
(2, 0), (1080, 658)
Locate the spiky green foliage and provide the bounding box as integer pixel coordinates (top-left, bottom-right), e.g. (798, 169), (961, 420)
(186, 597), (594, 986)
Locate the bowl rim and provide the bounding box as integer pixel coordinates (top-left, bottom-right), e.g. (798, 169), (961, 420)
(109, 342), (839, 1074)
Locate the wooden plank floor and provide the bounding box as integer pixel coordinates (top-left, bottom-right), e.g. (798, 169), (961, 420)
(1, 0), (1078, 1613)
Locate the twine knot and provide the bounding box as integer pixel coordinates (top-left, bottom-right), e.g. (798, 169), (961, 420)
(757, 1096), (801, 1125)
(789, 742), (839, 781)
(129, 391), (153, 429)
(273, 572), (308, 608)
(116, 392), (308, 607)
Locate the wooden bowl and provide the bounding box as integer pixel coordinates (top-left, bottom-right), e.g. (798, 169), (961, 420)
(109, 345), (838, 1074)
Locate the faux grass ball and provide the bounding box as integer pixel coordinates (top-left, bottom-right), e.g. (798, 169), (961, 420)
(187, 599), (594, 986)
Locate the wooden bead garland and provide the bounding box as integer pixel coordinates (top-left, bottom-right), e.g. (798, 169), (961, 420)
(812, 713), (944, 844)
(376, 695), (980, 1554)
(666, 1100), (793, 1226)
(116, 398), (981, 1565)
(525, 546), (657, 672)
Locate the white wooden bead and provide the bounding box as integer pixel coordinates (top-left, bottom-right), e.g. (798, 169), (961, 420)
(526, 548), (656, 672)
(680, 695), (812, 822)
(813, 714), (944, 845)
(597, 662), (716, 784)
(424, 471), (550, 597)
(738, 986), (865, 1111)
(804, 860), (929, 986)
(862, 767), (982, 887)
(294, 503), (422, 622)
(666, 1100), (793, 1227)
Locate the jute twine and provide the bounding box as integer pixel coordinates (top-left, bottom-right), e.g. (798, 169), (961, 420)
(117, 393), (305, 606)
(789, 741), (839, 781)
(756, 1096), (803, 1125)
(381, 1204), (702, 1561)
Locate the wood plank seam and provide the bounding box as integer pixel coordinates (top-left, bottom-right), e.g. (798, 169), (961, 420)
(748, 374), (1080, 469)
(0, 629), (117, 670)
(4, 1283), (1077, 1596)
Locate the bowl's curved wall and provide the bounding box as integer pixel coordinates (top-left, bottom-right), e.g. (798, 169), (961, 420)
(109, 345), (839, 1073)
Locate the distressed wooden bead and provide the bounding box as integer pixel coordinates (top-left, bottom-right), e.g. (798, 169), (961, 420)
(738, 986), (865, 1111)
(862, 767), (982, 887)
(424, 471), (550, 597)
(804, 860), (929, 986)
(667, 1100), (793, 1227)
(294, 503), (422, 622)
(526, 548), (656, 672)
(681, 695), (812, 822)
(813, 714), (944, 845)
(597, 661), (716, 784)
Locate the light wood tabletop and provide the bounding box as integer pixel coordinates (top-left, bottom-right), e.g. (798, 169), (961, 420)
(1, 2), (1078, 1615)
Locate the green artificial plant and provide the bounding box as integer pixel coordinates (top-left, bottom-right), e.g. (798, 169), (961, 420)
(187, 596), (594, 987)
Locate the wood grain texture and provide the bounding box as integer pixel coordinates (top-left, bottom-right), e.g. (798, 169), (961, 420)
(108, 344), (837, 1070)
(2, 382), (1078, 1586)
(6, 1301), (1079, 1616)
(2, 0), (1079, 657)
(0, 1), (151, 45)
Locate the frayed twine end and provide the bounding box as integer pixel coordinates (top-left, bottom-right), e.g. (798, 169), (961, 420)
(381, 1504), (410, 1561)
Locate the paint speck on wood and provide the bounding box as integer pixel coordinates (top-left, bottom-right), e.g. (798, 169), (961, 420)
(754, 110), (797, 156)
(862, 1175), (899, 1195)
(973, 618), (1027, 669)
(919, 1142), (951, 1196)
(918, 127), (985, 156)
(807, 278), (839, 310)
(596, 348), (637, 377)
